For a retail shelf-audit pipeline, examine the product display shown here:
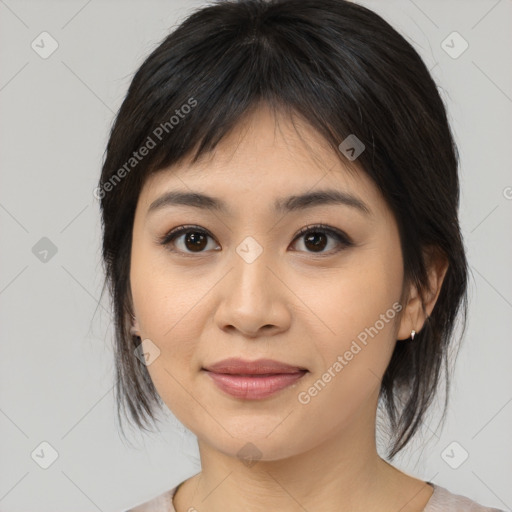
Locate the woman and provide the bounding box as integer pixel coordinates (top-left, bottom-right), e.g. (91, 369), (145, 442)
(97, 0), (504, 510)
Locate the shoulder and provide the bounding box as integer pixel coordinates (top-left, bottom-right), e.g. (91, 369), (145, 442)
(124, 484), (179, 512)
(123, 481), (506, 512)
(425, 483), (505, 512)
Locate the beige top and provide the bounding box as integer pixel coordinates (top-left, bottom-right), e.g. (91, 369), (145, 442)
(126, 481), (505, 511)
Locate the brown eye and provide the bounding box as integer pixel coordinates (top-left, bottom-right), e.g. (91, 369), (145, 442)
(159, 225), (219, 255)
(291, 224), (353, 255)
(303, 231), (328, 252)
(182, 231), (208, 252)
(158, 223), (353, 257)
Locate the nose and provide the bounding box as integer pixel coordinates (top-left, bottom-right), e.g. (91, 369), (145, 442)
(213, 246), (292, 338)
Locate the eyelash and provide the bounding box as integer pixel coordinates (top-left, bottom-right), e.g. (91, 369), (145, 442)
(157, 223), (354, 257)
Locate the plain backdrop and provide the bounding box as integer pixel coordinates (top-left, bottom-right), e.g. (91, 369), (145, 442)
(0, 0), (511, 511)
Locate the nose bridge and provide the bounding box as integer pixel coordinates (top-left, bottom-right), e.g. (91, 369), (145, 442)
(231, 234), (274, 306)
(214, 234), (289, 336)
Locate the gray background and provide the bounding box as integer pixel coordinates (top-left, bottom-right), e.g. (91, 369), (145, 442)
(0, 0), (511, 510)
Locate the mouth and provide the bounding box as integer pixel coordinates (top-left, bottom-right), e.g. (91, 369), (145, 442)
(202, 358), (308, 400)
(202, 357), (308, 375)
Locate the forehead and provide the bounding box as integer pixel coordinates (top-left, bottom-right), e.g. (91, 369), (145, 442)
(137, 105), (383, 215)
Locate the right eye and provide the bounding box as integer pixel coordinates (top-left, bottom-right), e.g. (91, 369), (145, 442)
(158, 225), (220, 255)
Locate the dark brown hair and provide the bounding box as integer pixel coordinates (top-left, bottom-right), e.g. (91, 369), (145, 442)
(97, 0), (468, 459)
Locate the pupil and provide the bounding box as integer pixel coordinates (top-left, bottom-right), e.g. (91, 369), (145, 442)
(305, 232), (326, 252)
(186, 232), (207, 251)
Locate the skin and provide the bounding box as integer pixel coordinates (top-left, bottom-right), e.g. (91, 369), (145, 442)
(130, 104), (448, 512)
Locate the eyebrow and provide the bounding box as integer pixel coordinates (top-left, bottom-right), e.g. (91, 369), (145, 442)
(147, 188), (371, 216)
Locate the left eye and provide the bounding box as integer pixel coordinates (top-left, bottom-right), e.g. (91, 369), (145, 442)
(291, 224), (353, 254)
(158, 224), (353, 256)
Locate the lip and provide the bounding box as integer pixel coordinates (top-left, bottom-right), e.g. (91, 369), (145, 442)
(202, 357), (308, 374)
(202, 358), (308, 400)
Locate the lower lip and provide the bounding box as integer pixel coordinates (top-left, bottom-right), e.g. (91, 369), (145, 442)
(204, 370), (307, 400)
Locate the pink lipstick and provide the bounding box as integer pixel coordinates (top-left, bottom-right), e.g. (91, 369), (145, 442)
(202, 357), (308, 400)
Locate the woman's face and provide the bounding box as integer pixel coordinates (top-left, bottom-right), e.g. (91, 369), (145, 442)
(130, 106), (409, 460)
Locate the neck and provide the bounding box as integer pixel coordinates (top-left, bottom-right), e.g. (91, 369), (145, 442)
(173, 401), (432, 512)
(196, 436), (384, 511)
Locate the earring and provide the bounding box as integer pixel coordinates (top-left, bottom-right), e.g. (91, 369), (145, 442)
(410, 329), (416, 340)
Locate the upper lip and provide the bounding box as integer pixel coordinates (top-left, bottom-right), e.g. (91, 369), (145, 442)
(202, 358), (308, 375)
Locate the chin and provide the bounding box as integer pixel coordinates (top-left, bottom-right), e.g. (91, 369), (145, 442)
(195, 419), (313, 463)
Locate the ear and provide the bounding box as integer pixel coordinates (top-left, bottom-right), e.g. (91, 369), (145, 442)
(397, 246), (449, 340)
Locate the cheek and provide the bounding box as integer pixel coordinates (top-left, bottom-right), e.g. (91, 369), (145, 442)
(133, 279), (202, 423)
(296, 243), (403, 398)
(130, 245), (207, 406)
(301, 248), (402, 347)
(131, 236), (204, 339)
(132, 275), (203, 366)
(291, 272), (402, 442)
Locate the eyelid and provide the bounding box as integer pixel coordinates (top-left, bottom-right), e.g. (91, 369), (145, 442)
(292, 223), (353, 247)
